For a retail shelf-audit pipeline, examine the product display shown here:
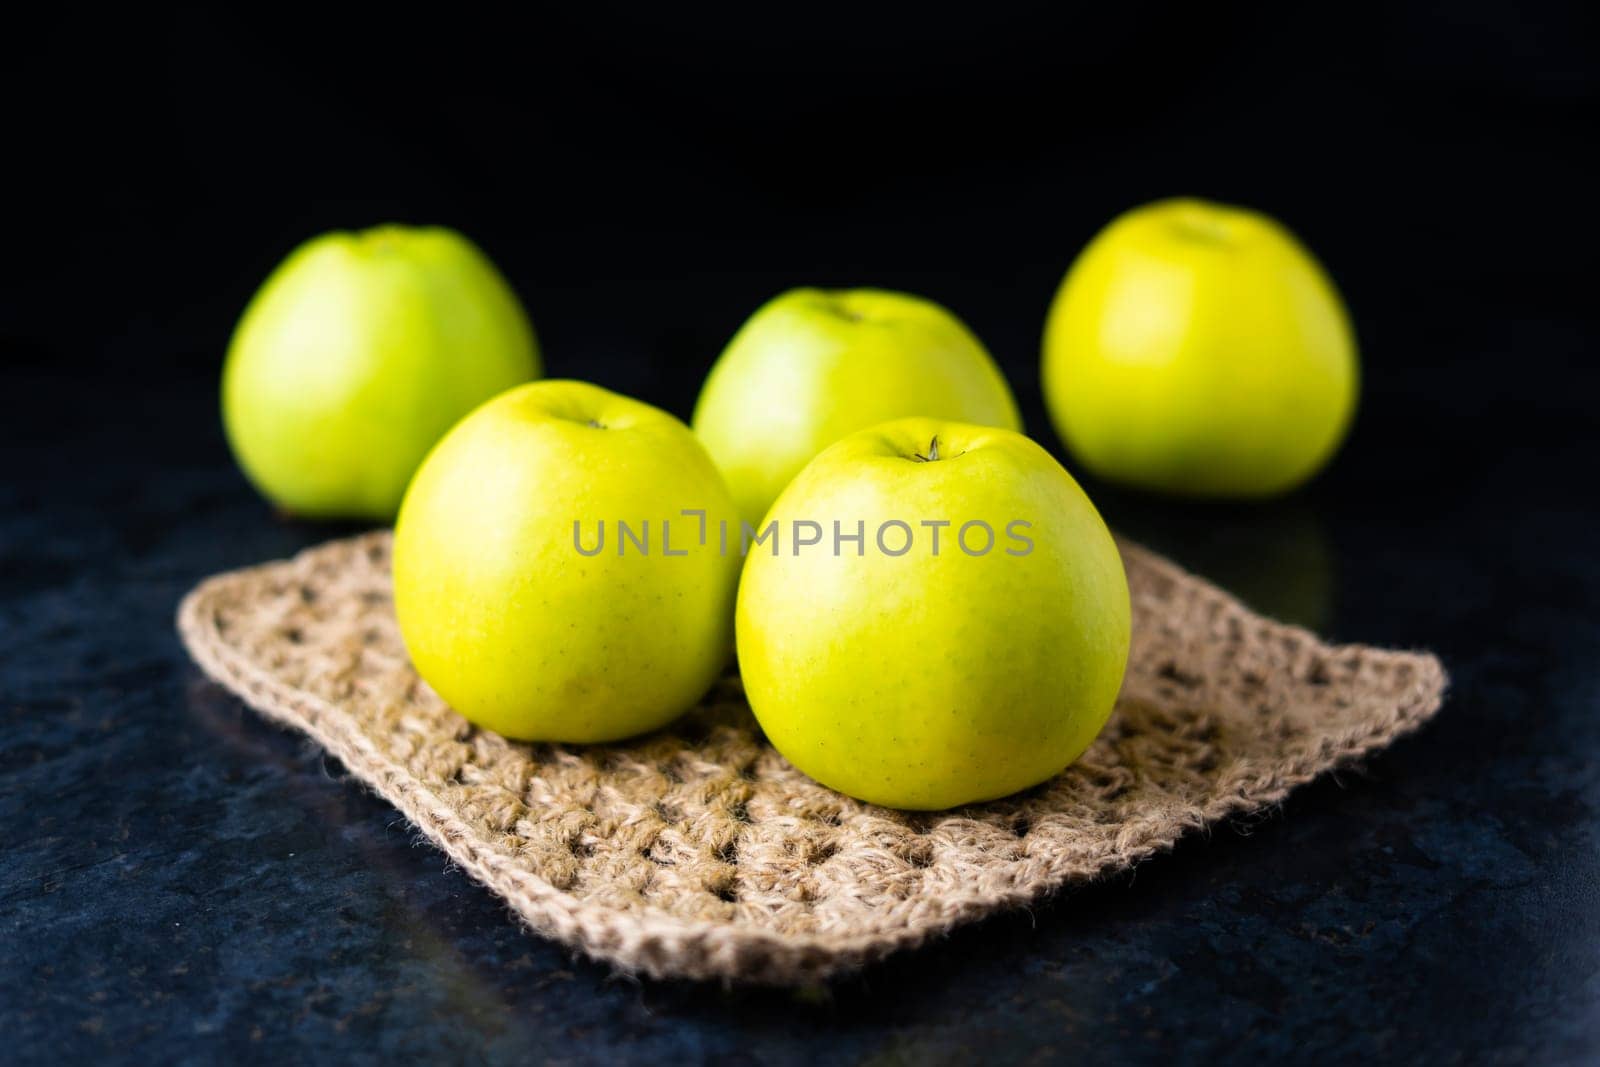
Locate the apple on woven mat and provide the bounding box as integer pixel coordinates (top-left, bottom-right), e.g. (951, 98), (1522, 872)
(177, 532), (1444, 985)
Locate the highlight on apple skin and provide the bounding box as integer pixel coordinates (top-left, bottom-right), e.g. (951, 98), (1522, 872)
(735, 416), (1131, 810)
(692, 287), (1023, 528)
(222, 224), (540, 521)
(392, 380), (744, 744)
(1042, 198), (1360, 498)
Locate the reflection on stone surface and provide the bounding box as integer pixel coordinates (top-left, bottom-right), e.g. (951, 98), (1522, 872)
(1095, 488), (1335, 634)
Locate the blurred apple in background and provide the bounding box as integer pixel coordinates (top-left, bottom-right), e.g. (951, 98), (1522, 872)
(693, 288), (1022, 527)
(1042, 199), (1359, 497)
(736, 417), (1129, 810)
(222, 225), (539, 520)
(393, 381), (743, 743)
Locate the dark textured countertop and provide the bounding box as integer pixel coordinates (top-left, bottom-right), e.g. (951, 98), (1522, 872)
(4, 319), (1597, 1064)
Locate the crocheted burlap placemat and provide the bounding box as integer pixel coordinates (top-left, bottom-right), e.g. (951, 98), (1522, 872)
(176, 531), (1445, 984)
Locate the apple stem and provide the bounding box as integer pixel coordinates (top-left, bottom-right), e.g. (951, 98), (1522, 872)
(913, 436), (941, 462)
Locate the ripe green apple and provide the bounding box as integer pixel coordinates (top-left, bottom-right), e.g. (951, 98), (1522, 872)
(1042, 198), (1359, 497)
(393, 380), (742, 743)
(223, 224), (539, 520)
(735, 417), (1130, 810)
(692, 288), (1022, 527)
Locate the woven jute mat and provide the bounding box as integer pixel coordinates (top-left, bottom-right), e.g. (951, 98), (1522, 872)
(176, 531), (1445, 984)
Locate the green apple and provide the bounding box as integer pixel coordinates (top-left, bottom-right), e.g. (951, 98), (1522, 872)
(392, 380), (742, 743)
(693, 288), (1022, 527)
(223, 224), (539, 520)
(735, 416), (1130, 810)
(1042, 198), (1359, 497)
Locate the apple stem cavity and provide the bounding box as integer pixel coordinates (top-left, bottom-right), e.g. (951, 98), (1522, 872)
(819, 294), (864, 322)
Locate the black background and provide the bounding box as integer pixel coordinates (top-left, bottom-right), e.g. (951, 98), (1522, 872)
(4, 5), (1598, 1063)
(9, 5), (1593, 419)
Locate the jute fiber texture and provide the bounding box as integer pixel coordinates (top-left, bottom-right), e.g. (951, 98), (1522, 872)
(176, 531), (1446, 984)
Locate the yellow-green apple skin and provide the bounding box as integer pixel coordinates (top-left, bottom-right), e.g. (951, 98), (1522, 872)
(393, 380), (742, 743)
(1042, 198), (1359, 497)
(693, 288), (1023, 527)
(222, 225), (539, 520)
(735, 417), (1130, 810)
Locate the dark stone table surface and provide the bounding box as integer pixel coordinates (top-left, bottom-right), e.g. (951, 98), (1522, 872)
(4, 317), (1597, 1064)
